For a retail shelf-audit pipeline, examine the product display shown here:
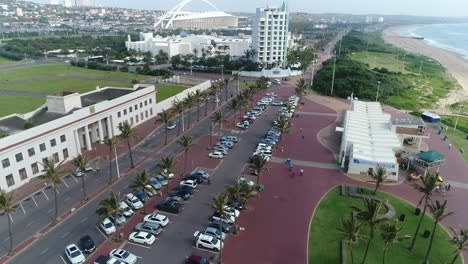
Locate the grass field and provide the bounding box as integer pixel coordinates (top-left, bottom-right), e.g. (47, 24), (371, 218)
(0, 95), (46, 117)
(308, 187), (460, 264)
(156, 85), (188, 102)
(442, 128), (468, 163)
(350, 52), (411, 74)
(0, 57), (25, 66)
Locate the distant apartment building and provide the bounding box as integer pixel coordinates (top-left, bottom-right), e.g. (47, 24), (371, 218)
(252, 2), (290, 68)
(125, 33), (251, 59)
(16, 8), (23, 17)
(0, 85), (157, 192)
(49, 0), (60, 5)
(365, 16), (373, 23)
(78, 0), (90, 6)
(378, 17), (385, 23)
(64, 0), (72, 7)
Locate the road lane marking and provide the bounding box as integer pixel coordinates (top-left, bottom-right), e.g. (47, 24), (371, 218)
(61, 232), (70, 238)
(127, 242), (151, 249)
(31, 196), (39, 207)
(95, 226), (108, 240)
(26, 222), (34, 228)
(19, 203), (26, 215)
(59, 255), (67, 264)
(40, 248), (48, 255)
(41, 189), (49, 200)
(62, 179), (70, 188)
(81, 217), (88, 223)
(8, 213), (13, 224)
(48, 208), (54, 214)
(136, 256), (143, 259)
(70, 174), (79, 183)
(64, 196), (71, 202)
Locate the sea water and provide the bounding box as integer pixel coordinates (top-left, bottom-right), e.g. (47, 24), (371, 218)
(396, 23), (468, 59)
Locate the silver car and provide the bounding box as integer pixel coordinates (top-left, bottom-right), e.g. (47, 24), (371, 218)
(135, 222), (163, 236)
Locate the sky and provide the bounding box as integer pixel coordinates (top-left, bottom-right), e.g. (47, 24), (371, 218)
(34, 0), (468, 17)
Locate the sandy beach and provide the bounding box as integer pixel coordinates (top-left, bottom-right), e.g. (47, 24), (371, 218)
(383, 26), (468, 109)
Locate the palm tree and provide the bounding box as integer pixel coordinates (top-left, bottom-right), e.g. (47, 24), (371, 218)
(274, 115), (292, 144)
(223, 77), (230, 102)
(238, 183), (259, 210)
(40, 158), (68, 224)
(211, 193), (229, 262)
(233, 73), (240, 94)
(173, 100), (185, 135)
(295, 78), (307, 101)
(368, 166), (389, 195)
(193, 48), (198, 57)
(423, 200), (454, 263)
(105, 137), (118, 184)
(212, 111), (226, 135)
(158, 109), (173, 145)
(194, 89), (202, 122)
(249, 155), (268, 183)
(184, 92), (195, 129)
(448, 226), (468, 264)
(408, 172), (437, 251)
(0, 190), (17, 255)
(177, 136), (194, 175)
(337, 213), (364, 264)
(380, 219), (411, 264)
(225, 184), (242, 203)
(201, 93), (211, 117)
(210, 84), (220, 108)
(118, 121), (136, 168)
(351, 198), (386, 264)
(71, 154), (90, 202)
(230, 97), (241, 125)
(130, 170), (153, 214)
(96, 191), (124, 241)
(157, 156), (175, 194)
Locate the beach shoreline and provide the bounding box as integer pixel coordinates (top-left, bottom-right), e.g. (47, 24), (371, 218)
(382, 26), (468, 110)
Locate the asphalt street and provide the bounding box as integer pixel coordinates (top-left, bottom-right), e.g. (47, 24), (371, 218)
(7, 83), (276, 264)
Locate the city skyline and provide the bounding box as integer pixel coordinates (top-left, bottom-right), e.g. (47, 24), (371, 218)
(30, 0), (468, 17)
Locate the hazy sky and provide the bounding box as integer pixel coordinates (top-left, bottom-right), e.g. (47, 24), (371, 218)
(35, 0), (468, 17)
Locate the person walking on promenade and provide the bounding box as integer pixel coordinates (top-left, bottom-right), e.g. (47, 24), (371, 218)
(291, 170), (296, 177)
(449, 143), (452, 149)
(300, 169), (304, 176)
(289, 163), (294, 171)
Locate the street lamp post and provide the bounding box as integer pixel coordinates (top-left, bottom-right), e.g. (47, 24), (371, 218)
(330, 51), (337, 95)
(454, 104), (464, 131)
(310, 52), (316, 87)
(375, 81), (382, 102)
(220, 64), (224, 79)
(188, 59), (194, 75)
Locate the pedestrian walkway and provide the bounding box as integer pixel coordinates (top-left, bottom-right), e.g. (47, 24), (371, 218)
(295, 111), (338, 117)
(270, 157), (340, 170)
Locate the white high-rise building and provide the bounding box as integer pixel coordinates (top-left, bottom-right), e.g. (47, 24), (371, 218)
(64, 0), (72, 7)
(50, 0), (59, 5)
(79, 0), (90, 6)
(252, 2), (289, 68)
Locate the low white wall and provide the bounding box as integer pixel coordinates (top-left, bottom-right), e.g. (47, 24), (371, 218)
(235, 68), (303, 78)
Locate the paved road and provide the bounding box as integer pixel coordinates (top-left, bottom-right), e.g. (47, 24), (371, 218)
(0, 60), (63, 71)
(6, 83), (276, 263)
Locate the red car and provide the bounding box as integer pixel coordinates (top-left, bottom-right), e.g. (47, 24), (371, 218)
(186, 254), (211, 264)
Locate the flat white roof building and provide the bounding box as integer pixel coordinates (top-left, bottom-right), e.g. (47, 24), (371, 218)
(0, 85), (157, 192)
(125, 33), (252, 58)
(252, 2), (290, 67)
(340, 101), (402, 180)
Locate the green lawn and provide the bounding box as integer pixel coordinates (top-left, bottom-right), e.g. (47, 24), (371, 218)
(350, 52), (411, 74)
(0, 57), (25, 66)
(1, 77), (133, 94)
(308, 187), (460, 264)
(0, 95), (46, 117)
(442, 129), (468, 163)
(156, 85), (188, 102)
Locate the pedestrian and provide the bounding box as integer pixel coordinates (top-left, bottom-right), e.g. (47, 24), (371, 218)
(447, 183), (451, 191)
(286, 158), (291, 164)
(302, 135), (305, 140)
(299, 128), (303, 132)
(449, 143), (452, 149)
(300, 169), (304, 176)
(280, 147), (284, 152)
(291, 170), (296, 177)
(96, 166), (100, 175)
(289, 163), (294, 171)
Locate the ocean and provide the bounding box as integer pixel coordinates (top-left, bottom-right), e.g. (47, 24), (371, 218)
(396, 23), (468, 59)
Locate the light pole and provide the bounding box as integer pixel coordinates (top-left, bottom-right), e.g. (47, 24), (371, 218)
(220, 64), (224, 79)
(188, 58), (194, 75)
(454, 104), (464, 131)
(375, 81), (381, 102)
(310, 52), (316, 87)
(330, 51), (337, 95)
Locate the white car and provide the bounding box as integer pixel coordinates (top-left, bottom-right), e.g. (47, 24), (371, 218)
(272, 101), (284, 106)
(100, 218), (116, 235)
(128, 231), (156, 245)
(180, 180), (198, 188)
(159, 169), (175, 179)
(65, 244), (85, 264)
(238, 177), (255, 187)
(166, 122), (176, 130)
(223, 205), (240, 218)
(212, 211), (236, 224)
(273, 79), (281, 84)
(119, 202), (134, 217)
(194, 232), (222, 252)
(125, 193), (143, 210)
(107, 258), (125, 264)
(143, 213), (169, 226)
(209, 152), (223, 159)
(110, 249), (137, 264)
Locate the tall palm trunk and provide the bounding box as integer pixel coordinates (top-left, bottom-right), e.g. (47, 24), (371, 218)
(7, 213), (13, 255)
(349, 241), (355, 264)
(409, 200), (428, 251)
(225, 86), (228, 101)
(219, 221), (224, 263)
(197, 104), (200, 122)
(81, 175), (87, 202)
(187, 107), (192, 128)
(423, 220), (439, 263)
(108, 147), (113, 184)
(177, 113), (182, 135)
(164, 128), (168, 145)
(382, 248), (388, 264)
(361, 231), (374, 264)
(450, 254), (460, 264)
(127, 139), (134, 168)
(204, 102), (208, 116)
(184, 152), (188, 174)
(53, 183), (59, 223)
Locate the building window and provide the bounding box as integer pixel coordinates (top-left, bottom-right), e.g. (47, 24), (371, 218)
(149, 99), (152, 104)
(50, 139), (56, 147)
(130, 117), (134, 125)
(136, 115), (139, 123)
(140, 113), (144, 120)
(145, 110), (148, 118)
(129, 106), (133, 113)
(140, 102), (143, 108)
(5, 174), (14, 187)
(150, 108), (153, 116)
(19, 168), (27, 181)
(31, 163), (39, 174)
(42, 158), (48, 166)
(2, 158), (10, 168)
(60, 135), (66, 143)
(118, 111), (121, 118)
(123, 109), (127, 115)
(15, 153), (23, 162)
(53, 153), (59, 163)
(62, 148), (69, 159)
(135, 104), (138, 110)
(28, 147), (35, 157)
(144, 100), (147, 106)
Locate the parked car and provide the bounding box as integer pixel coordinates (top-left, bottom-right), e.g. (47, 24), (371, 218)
(157, 200), (182, 213)
(157, 169), (175, 179)
(135, 222), (163, 236)
(273, 79), (281, 84)
(167, 122), (176, 130)
(212, 211), (236, 224)
(183, 174), (205, 183)
(79, 235), (96, 253)
(204, 226), (227, 240)
(153, 175), (168, 185)
(186, 254), (212, 264)
(128, 231), (155, 245)
(109, 214), (126, 226)
(219, 141), (234, 148)
(144, 213), (169, 226)
(223, 205), (240, 217)
(208, 152), (224, 159)
(170, 188), (191, 200)
(109, 249), (137, 264)
(209, 219), (233, 233)
(100, 218), (116, 235)
(194, 232), (222, 252)
(73, 168), (85, 177)
(213, 146), (229, 155)
(180, 180), (198, 188)
(124, 193), (143, 209)
(65, 244), (85, 264)
(119, 202), (134, 217)
(148, 178), (163, 189)
(172, 185), (194, 194)
(227, 199), (245, 211)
